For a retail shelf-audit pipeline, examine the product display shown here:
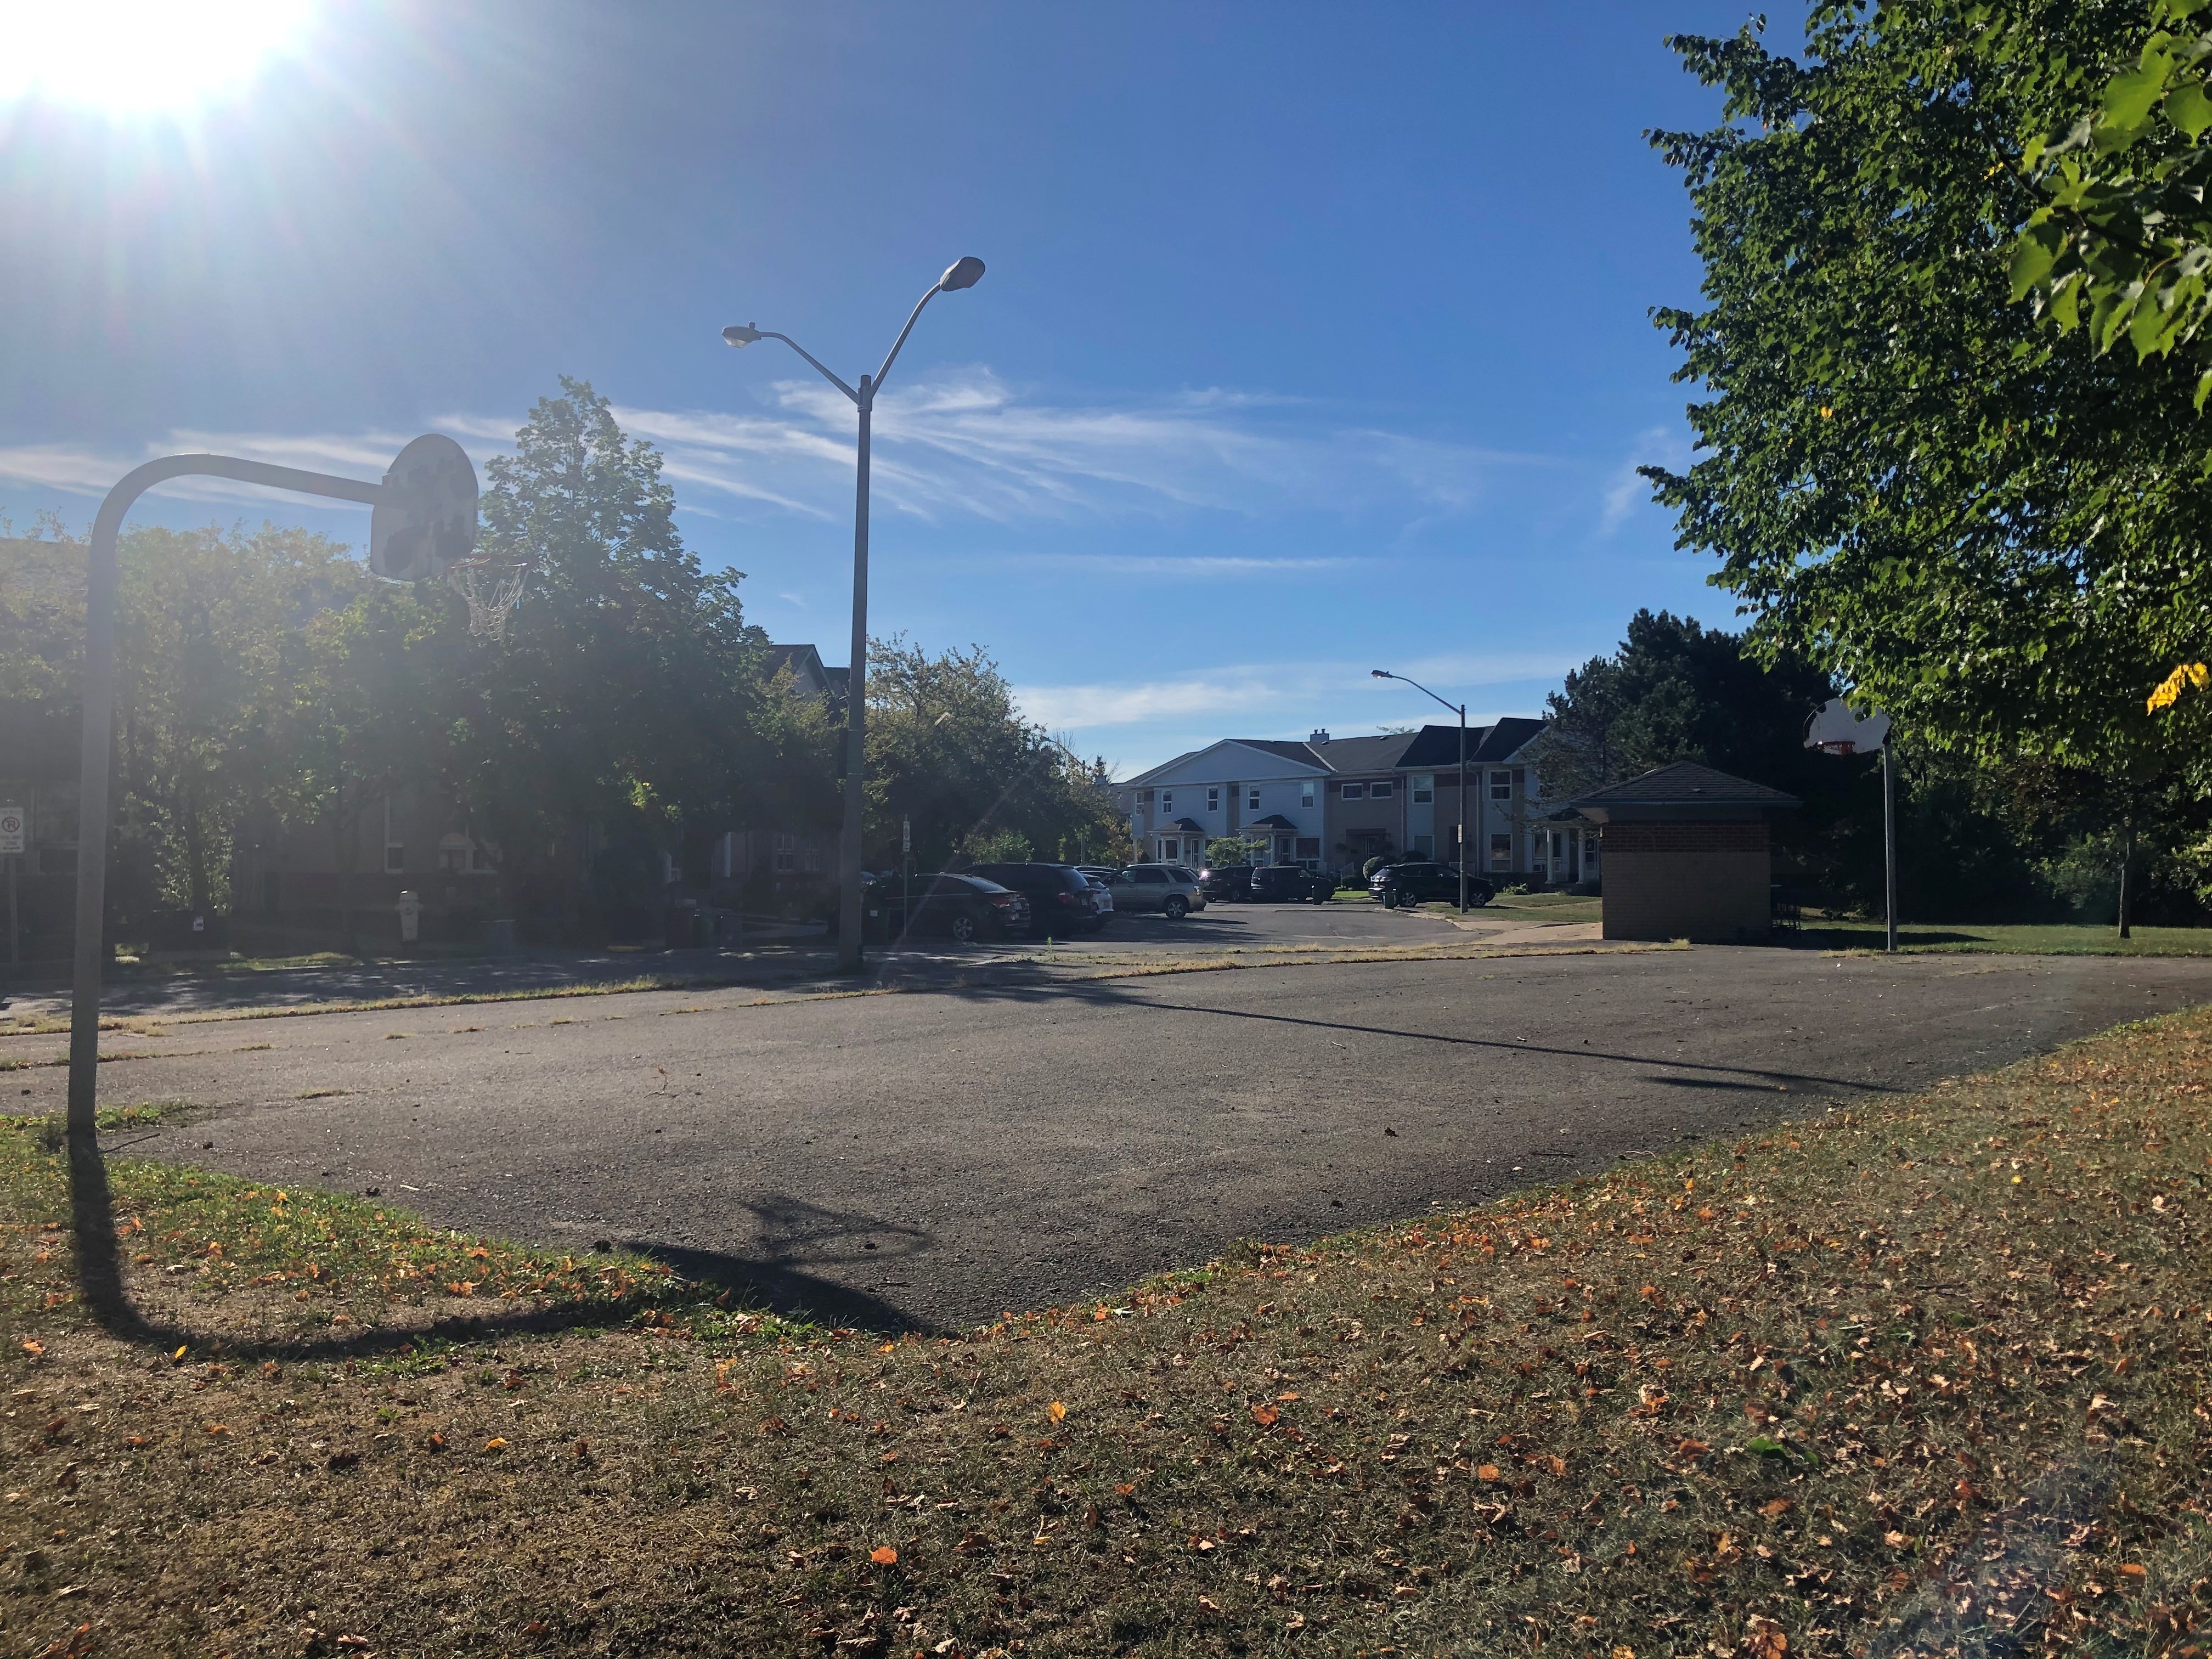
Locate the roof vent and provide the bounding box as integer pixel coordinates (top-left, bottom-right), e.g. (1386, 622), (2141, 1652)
(1308, 729), (1330, 744)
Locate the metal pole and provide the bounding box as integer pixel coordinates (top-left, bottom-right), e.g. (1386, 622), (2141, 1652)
(7, 851), (18, 969)
(838, 380), (873, 972)
(1882, 743), (1898, 954)
(67, 456), (385, 1171)
(1457, 702), (1468, 912)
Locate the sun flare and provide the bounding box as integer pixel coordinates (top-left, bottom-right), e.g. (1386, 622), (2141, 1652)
(0, 0), (306, 116)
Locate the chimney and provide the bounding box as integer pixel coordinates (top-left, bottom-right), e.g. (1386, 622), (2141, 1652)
(1308, 729), (1330, 745)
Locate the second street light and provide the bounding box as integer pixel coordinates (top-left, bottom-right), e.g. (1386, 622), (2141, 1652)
(723, 256), (985, 970)
(1372, 668), (1470, 912)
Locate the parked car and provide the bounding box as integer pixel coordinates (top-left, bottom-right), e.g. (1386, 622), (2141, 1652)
(1247, 864), (1334, 904)
(1369, 861), (1494, 908)
(965, 862), (1109, 936)
(1198, 864), (1255, 902)
(881, 873), (1030, 944)
(1090, 864), (1206, 919)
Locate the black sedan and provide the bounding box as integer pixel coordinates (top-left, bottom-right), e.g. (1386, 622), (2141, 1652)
(1369, 861), (1494, 908)
(880, 873), (1030, 944)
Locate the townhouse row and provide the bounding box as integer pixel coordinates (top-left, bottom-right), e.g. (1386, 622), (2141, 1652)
(1116, 720), (1596, 887)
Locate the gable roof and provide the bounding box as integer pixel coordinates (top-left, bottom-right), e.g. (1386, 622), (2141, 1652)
(1396, 718), (1548, 770)
(1567, 760), (1799, 821)
(1304, 732), (1415, 775)
(1119, 738), (1333, 789)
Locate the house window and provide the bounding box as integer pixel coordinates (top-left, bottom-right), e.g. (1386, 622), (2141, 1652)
(1295, 836), (1319, 859)
(1340, 783), (1364, 801)
(772, 832), (797, 874)
(1489, 833), (1512, 870)
(1248, 787), (1261, 811)
(437, 833), (481, 874)
(1206, 787), (1219, 812)
(1410, 774), (1433, 804)
(1159, 838), (1178, 861)
(1160, 791), (1172, 812)
(1368, 780), (1392, 800)
(1300, 782), (1314, 808)
(382, 798), (404, 873)
(1489, 770), (1513, 802)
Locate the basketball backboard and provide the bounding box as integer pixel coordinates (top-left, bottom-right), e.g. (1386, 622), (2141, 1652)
(1804, 697), (1891, 755)
(370, 434), (478, 582)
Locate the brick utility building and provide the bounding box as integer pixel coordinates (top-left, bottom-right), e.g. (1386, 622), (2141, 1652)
(1567, 761), (1798, 944)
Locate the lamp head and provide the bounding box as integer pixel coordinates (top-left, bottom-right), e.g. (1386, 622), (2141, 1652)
(721, 323), (763, 347)
(938, 256), (986, 292)
(1370, 669), (1392, 679)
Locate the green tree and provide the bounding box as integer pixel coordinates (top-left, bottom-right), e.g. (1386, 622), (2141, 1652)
(443, 377), (776, 928)
(1, 523), (365, 917)
(1531, 610), (1837, 803)
(864, 636), (1121, 871)
(1644, 4), (2205, 927)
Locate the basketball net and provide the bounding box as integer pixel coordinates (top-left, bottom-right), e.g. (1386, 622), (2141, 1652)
(1812, 740), (1859, 756)
(445, 556), (533, 641)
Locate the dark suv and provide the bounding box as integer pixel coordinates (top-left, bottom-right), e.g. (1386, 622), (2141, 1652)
(1370, 861), (1494, 908)
(964, 862), (1108, 936)
(1247, 864), (1334, 904)
(1198, 864), (1255, 902)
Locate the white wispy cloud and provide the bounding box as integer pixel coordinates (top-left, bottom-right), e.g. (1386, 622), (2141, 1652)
(623, 368), (1553, 528)
(1600, 424), (1691, 535)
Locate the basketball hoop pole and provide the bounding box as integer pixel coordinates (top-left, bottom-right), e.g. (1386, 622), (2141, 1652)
(63, 453), (431, 1289)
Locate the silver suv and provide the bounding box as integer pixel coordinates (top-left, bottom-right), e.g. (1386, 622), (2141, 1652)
(1091, 864), (1206, 919)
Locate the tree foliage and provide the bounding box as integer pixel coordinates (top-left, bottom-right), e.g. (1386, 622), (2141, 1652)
(1644, 1), (2207, 791)
(1531, 609), (1837, 804)
(2012, 0), (2212, 396)
(863, 636), (1121, 871)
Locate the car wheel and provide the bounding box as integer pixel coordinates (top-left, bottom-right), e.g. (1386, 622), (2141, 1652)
(949, 913), (977, 944)
(1163, 895), (1188, 919)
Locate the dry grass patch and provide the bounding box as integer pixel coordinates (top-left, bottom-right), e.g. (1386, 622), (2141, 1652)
(6, 1012), (2212, 1655)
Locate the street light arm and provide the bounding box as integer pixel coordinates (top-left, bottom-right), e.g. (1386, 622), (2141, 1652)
(751, 331), (862, 405)
(1372, 668), (1460, 719)
(872, 281), (943, 394)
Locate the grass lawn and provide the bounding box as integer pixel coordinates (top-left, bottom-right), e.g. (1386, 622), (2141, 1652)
(1787, 916), (2212, 957)
(8, 1015), (2212, 1655)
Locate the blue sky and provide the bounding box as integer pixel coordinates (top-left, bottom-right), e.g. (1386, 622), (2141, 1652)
(1, 0), (1762, 775)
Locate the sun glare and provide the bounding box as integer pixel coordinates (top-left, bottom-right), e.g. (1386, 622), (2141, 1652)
(0, 0), (307, 115)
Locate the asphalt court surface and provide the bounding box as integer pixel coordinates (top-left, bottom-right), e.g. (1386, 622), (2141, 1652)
(19, 944), (2211, 1329)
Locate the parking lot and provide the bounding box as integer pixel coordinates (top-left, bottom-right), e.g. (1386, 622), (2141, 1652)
(18, 941), (2210, 1329)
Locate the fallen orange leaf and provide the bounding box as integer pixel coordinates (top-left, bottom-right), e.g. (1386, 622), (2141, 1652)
(484, 1438), (508, 1452)
(870, 1546), (898, 1565)
(1477, 1463), (1500, 1481)
(1046, 1401), (1066, 1424)
(1251, 1404), (1279, 1426)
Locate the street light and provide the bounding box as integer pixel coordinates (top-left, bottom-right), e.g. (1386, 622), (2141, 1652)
(723, 256), (986, 971)
(1372, 668), (1470, 912)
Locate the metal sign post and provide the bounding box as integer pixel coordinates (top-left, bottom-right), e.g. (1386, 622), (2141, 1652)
(1805, 698), (1897, 953)
(0, 805), (22, 969)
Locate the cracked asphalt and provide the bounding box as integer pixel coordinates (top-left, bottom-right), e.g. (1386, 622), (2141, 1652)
(15, 944), (2211, 1330)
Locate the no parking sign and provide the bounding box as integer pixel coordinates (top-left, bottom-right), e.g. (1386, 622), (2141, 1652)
(0, 806), (22, 855)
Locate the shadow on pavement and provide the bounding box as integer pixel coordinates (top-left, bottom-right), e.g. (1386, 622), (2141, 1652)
(65, 1148), (930, 1356)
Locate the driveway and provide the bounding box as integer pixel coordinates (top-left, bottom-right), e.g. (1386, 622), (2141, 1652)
(19, 945), (2209, 1329)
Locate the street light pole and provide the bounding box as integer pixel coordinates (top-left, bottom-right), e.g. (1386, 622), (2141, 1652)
(724, 256), (985, 973)
(1371, 669), (1470, 913)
